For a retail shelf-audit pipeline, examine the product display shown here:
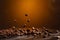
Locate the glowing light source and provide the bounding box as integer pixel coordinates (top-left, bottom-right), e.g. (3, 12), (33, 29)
(9, 0), (49, 26)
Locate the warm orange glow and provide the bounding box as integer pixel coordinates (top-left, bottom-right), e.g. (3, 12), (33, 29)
(8, 0), (50, 26)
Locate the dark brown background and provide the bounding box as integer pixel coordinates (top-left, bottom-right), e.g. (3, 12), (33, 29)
(0, 0), (60, 30)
